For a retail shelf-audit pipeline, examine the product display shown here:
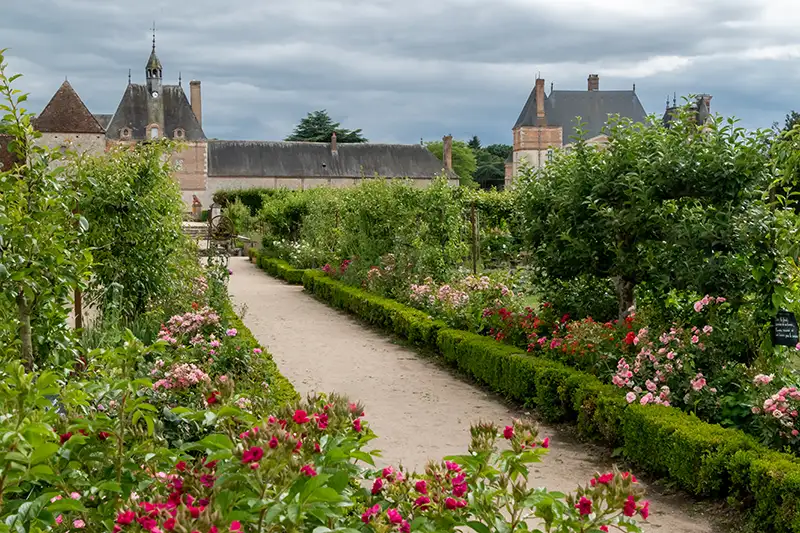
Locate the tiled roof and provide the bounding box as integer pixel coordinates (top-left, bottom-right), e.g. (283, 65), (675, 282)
(515, 88), (647, 144)
(106, 84), (205, 141)
(208, 140), (452, 179)
(34, 81), (105, 134)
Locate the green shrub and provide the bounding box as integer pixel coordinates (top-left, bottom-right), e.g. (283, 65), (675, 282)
(212, 187), (285, 215)
(264, 266), (800, 532)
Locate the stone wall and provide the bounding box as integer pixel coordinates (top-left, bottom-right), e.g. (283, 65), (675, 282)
(37, 132), (106, 156)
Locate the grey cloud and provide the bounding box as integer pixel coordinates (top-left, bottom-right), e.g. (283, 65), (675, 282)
(1, 0), (799, 145)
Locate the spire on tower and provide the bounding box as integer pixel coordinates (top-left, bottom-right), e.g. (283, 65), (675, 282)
(128, 69), (131, 84)
(151, 21), (156, 51)
(178, 72), (182, 86)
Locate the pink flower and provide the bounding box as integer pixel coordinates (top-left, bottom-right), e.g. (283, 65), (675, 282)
(69, 492), (80, 500)
(372, 478), (384, 495)
(415, 480), (427, 494)
(626, 392), (636, 403)
(693, 301), (704, 312)
(414, 495), (431, 508)
(253, 348), (262, 355)
(300, 464), (317, 477)
(55, 516), (63, 525)
(73, 519), (86, 529)
(400, 520), (410, 533)
(690, 374), (707, 391)
(241, 446), (264, 464)
(293, 410), (310, 424)
(230, 521), (242, 532)
(353, 418), (362, 433)
(623, 495), (637, 517)
(445, 497), (467, 510)
(575, 496), (593, 516)
(226, 328), (238, 337)
(691, 335), (700, 344)
(541, 437), (549, 448)
(361, 504), (381, 523)
(444, 461), (461, 472)
(387, 509), (403, 524)
(639, 500), (650, 519)
(503, 425), (514, 439)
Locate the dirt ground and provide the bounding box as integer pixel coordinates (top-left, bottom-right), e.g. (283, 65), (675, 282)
(228, 257), (727, 532)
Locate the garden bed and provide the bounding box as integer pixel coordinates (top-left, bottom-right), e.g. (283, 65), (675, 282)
(257, 254), (800, 532)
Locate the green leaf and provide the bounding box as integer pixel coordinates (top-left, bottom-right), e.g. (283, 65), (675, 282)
(47, 499), (86, 512)
(349, 450), (375, 465)
(466, 522), (493, 533)
(97, 481), (122, 492)
(29, 443), (59, 466)
(199, 434), (234, 450)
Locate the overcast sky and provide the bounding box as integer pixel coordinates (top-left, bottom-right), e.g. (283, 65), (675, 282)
(2, 0), (799, 145)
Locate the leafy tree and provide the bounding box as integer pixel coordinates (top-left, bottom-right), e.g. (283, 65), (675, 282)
(470, 141), (512, 190)
(517, 105), (773, 319)
(484, 144), (512, 161)
(467, 135), (482, 151)
(77, 141), (199, 319)
(0, 50), (91, 368)
(426, 139), (477, 186)
(285, 110), (367, 143)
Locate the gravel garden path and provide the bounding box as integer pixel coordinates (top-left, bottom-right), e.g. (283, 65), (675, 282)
(228, 257), (724, 532)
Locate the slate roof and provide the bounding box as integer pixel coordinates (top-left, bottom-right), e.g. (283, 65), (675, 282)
(208, 141), (452, 179)
(34, 81), (105, 134)
(93, 114), (113, 130)
(514, 88), (647, 144)
(106, 84), (205, 141)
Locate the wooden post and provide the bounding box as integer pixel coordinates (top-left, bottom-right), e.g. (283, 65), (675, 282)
(471, 202), (478, 275)
(74, 288), (83, 331)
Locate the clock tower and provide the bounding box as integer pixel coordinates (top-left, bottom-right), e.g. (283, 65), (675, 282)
(145, 27), (165, 139)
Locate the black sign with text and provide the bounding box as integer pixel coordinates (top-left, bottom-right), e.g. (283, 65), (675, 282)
(772, 310), (799, 347)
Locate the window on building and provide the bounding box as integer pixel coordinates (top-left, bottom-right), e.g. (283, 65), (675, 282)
(174, 128), (185, 139)
(546, 149), (554, 162)
(120, 128), (131, 140)
(175, 159), (184, 171)
(150, 127), (159, 139)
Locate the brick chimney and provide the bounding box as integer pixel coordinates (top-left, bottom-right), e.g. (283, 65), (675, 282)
(535, 78), (546, 123)
(588, 74), (599, 91)
(331, 132), (338, 154)
(443, 135), (453, 172)
(189, 80), (202, 128)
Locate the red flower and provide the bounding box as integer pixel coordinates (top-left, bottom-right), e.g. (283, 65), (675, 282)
(414, 495), (430, 508)
(293, 410), (310, 424)
(445, 497), (467, 510)
(188, 505), (202, 519)
(503, 425), (514, 439)
(575, 496), (592, 516)
(600, 527), (609, 532)
(598, 472), (613, 485)
(400, 520), (410, 533)
(624, 331), (636, 345)
(623, 495), (637, 517)
(200, 474), (215, 488)
(175, 461), (187, 472)
(541, 437), (550, 448)
(386, 509), (403, 524)
(205, 460), (217, 470)
(300, 464), (317, 477)
(372, 478), (384, 495)
(163, 518), (176, 531)
(639, 500), (650, 519)
(207, 391), (220, 405)
(268, 436), (279, 449)
(59, 432), (72, 445)
(230, 521), (242, 532)
(98, 431), (111, 441)
(621, 471), (638, 483)
(353, 418), (362, 433)
(415, 480), (427, 494)
(116, 511), (135, 525)
(242, 446), (264, 464)
(314, 442), (321, 453)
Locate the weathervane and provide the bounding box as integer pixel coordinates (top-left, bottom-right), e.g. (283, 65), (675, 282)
(151, 21), (156, 51)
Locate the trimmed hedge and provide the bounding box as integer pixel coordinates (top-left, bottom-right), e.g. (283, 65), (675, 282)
(258, 253), (800, 531)
(220, 299), (299, 407)
(257, 256), (306, 285)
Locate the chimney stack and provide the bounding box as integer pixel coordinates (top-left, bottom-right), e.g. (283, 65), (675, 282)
(331, 132), (338, 154)
(189, 80), (202, 128)
(588, 74), (599, 91)
(535, 78), (546, 124)
(443, 135), (453, 172)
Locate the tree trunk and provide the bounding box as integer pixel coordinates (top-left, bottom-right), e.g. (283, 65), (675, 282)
(614, 276), (636, 320)
(16, 291), (33, 371)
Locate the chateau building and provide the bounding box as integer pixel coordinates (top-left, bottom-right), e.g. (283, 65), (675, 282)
(32, 38), (456, 208)
(505, 74), (647, 186)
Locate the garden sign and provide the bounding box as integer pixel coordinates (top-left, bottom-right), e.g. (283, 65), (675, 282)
(772, 309), (799, 347)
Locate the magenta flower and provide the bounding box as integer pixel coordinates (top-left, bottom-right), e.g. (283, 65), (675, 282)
(575, 496), (593, 516)
(386, 509), (403, 524)
(300, 464), (317, 477)
(503, 425), (514, 439)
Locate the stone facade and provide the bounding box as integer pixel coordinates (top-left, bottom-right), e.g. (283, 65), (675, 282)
(507, 74), (647, 187)
(36, 38), (457, 210)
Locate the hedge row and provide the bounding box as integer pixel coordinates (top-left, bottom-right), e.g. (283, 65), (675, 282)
(220, 297), (299, 407)
(257, 255), (800, 531)
(256, 256), (306, 285)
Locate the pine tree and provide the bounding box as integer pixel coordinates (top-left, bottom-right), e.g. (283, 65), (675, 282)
(285, 110), (367, 143)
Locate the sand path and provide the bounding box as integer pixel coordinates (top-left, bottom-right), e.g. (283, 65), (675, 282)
(228, 257), (724, 532)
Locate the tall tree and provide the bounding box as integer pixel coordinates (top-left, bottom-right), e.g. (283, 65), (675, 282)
(467, 135), (481, 151)
(285, 110), (367, 143)
(426, 139), (477, 186)
(518, 106), (773, 319)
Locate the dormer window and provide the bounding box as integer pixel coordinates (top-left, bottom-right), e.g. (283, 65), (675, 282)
(174, 128), (185, 139)
(120, 127), (131, 140)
